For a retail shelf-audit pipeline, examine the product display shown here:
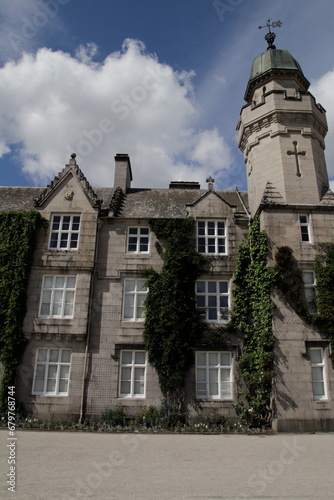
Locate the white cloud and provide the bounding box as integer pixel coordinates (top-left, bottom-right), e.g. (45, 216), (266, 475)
(310, 70), (334, 182)
(0, 39), (234, 189)
(0, 0), (69, 63)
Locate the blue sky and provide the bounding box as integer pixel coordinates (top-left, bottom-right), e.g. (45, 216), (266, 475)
(0, 0), (334, 191)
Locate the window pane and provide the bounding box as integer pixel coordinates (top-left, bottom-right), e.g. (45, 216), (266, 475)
(44, 276), (54, 288)
(197, 353), (206, 365)
(120, 381), (131, 394)
(221, 353), (231, 366)
(67, 277), (76, 288)
(59, 365), (69, 379)
(303, 272), (314, 285)
(55, 277), (65, 288)
(219, 282), (228, 294)
(64, 291), (75, 316)
(310, 349), (322, 364)
(135, 352), (146, 364)
(46, 378), (56, 392)
(51, 291), (62, 316)
(59, 379), (69, 393)
(209, 353), (218, 366)
(221, 383), (232, 398)
(134, 381), (144, 394)
(121, 367), (132, 381)
(208, 282), (217, 293)
(197, 368), (206, 382)
(35, 365), (46, 379)
(312, 367), (323, 382)
(34, 378), (44, 393)
(300, 215), (307, 224)
(37, 349), (47, 362)
(121, 352), (133, 364)
(209, 382), (218, 396)
(209, 369), (218, 381)
(125, 280), (136, 292)
(129, 227), (138, 235)
(61, 350), (71, 363)
(313, 381), (325, 397)
(49, 349), (59, 362)
(134, 367), (145, 381)
(140, 228), (149, 235)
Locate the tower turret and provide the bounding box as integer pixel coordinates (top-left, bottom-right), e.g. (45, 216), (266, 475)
(237, 27), (329, 216)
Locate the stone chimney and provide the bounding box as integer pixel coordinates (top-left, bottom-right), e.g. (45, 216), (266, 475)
(114, 154), (133, 192)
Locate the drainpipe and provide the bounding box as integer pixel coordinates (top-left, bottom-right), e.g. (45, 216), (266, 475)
(79, 217), (103, 423)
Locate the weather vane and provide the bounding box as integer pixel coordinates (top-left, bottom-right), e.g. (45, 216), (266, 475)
(258, 19), (282, 49)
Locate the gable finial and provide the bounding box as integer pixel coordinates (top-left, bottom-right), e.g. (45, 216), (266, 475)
(206, 176), (215, 191)
(258, 19), (282, 50)
(69, 152), (77, 166)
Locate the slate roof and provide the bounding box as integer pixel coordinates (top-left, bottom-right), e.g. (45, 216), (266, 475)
(0, 185), (249, 218)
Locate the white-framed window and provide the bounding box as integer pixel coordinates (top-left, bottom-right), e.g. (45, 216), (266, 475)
(309, 347), (327, 400)
(49, 215), (81, 250)
(196, 351), (233, 400)
(303, 271), (317, 314)
(123, 279), (148, 321)
(299, 214), (311, 243)
(119, 350), (147, 398)
(196, 280), (230, 322)
(127, 227), (150, 253)
(39, 276), (76, 318)
(197, 220), (227, 255)
(32, 348), (71, 396)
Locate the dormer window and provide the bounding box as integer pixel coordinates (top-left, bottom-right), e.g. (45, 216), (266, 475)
(197, 220), (227, 255)
(49, 215), (81, 250)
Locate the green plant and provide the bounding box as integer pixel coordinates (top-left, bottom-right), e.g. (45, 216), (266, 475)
(101, 407), (126, 426)
(274, 246), (310, 320)
(313, 243), (334, 366)
(0, 211), (46, 414)
(143, 218), (206, 412)
(232, 218), (277, 428)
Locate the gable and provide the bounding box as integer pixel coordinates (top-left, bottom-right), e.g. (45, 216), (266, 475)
(187, 191), (236, 218)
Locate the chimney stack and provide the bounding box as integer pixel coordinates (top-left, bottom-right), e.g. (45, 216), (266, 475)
(114, 154), (133, 192)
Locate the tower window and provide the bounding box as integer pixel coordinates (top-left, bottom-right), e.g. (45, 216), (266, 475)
(299, 215), (311, 242)
(309, 347), (327, 400)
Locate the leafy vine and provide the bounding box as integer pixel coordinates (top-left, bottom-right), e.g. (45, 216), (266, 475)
(232, 218), (277, 427)
(0, 211), (46, 413)
(313, 243), (334, 366)
(143, 218), (207, 415)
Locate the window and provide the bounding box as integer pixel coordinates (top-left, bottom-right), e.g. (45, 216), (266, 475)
(309, 347), (327, 400)
(303, 271), (317, 314)
(123, 279), (148, 321)
(196, 351), (233, 400)
(127, 227), (150, 253)
(32, 348), (71, 395)
(299, 215), (310, 242)
(196, 280), (230, 322)
(119, 350), (147, 398)
(49, 215), (81, 250)
(39, 276), (76, 318)
(197, 221), (226, 255)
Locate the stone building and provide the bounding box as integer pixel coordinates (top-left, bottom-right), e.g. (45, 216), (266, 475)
(1, 37), (334, 431)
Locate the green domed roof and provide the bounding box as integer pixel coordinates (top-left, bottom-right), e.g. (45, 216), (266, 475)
(250, 49), (305, 80)
(244, 48), (310, 103)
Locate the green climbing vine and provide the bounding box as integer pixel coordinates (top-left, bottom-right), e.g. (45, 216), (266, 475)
(143, 218), (207, 415)
(274, 246), (311, 321)
(0, 211), (46, 413)
(232, 218), (277, 427)
(313, 243), (334, 367)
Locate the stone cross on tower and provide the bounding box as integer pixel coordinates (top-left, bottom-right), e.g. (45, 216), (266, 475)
(287, 141), (306, 177)
(206, 176), (215, 191)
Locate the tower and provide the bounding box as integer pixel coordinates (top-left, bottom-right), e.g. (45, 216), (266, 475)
(237, 23), (329, 217)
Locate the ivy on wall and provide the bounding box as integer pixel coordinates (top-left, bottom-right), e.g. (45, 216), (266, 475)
(0, 211), (46, 413)
(232, 218), (277, 427)
(143, 218), (207, 414)
(274, 245), (311, 321)
(313, 243), (334, 366)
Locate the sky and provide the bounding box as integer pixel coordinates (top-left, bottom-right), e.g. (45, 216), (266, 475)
(0, 0), (334, 192)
